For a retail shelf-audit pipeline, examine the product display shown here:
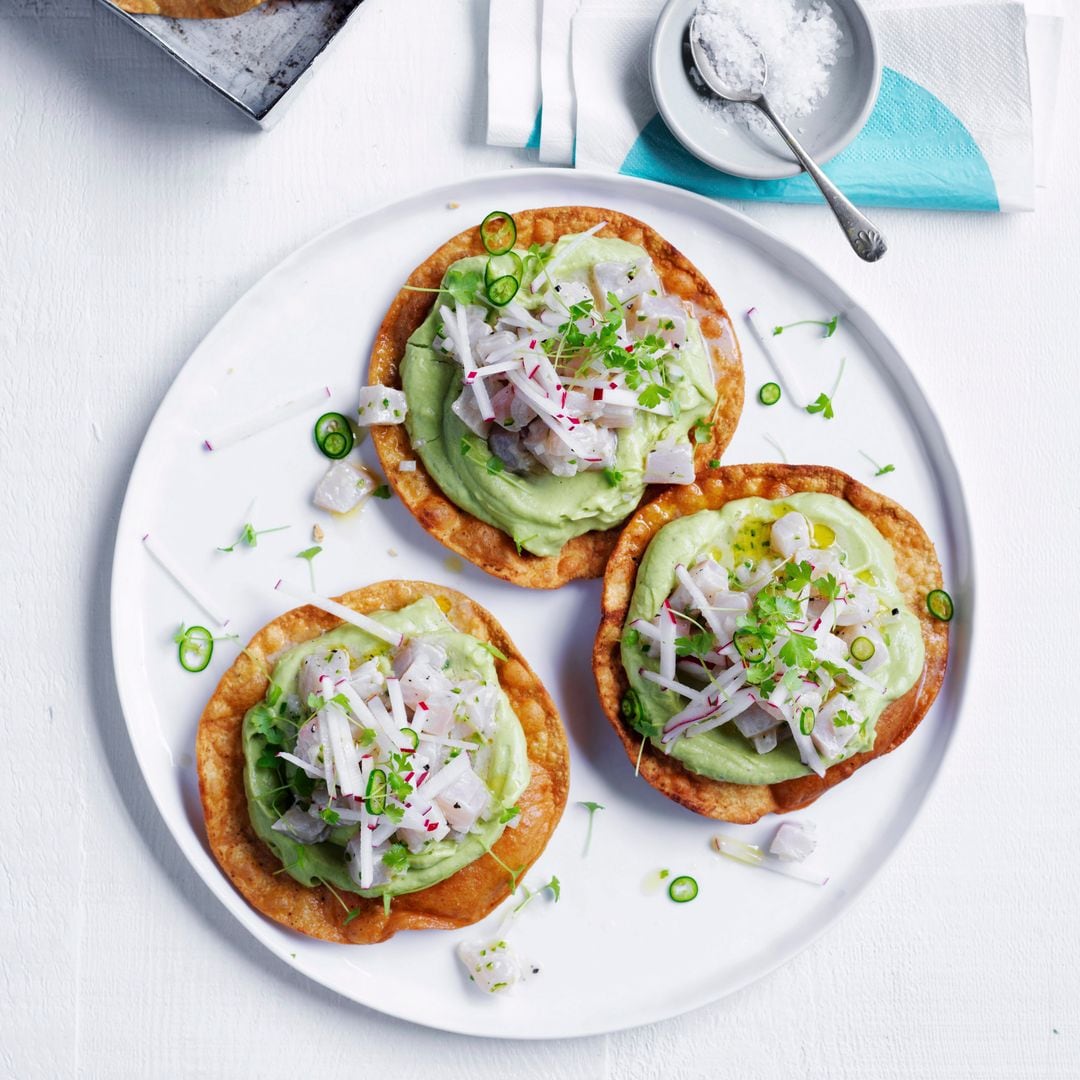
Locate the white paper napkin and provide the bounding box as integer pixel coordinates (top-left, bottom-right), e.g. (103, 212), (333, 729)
(488, 0), (1064, 211)
(486, 0), (542, 147)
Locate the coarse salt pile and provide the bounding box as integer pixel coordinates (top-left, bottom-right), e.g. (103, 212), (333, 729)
(692, 0), (843, 132)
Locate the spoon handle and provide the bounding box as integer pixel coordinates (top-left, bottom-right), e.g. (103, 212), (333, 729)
(755, 96), (887, 263)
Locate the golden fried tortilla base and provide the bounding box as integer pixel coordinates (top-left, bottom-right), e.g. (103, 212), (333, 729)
(197, 580), (569, 944)
(113, 0), (264, 16)
(593, 464), (949, 823)
(369, 206), (744, 589)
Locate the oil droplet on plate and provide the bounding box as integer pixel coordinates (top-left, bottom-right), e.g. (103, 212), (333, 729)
(443, 555), (464, 574)
(642, 868), (671, 895)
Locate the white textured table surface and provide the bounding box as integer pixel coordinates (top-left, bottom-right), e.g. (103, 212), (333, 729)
(1, 2), (1077, 1077)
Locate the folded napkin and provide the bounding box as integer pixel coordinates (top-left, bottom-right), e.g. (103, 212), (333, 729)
(488, 0), (1065, 212)
(487, 0), (542, 147)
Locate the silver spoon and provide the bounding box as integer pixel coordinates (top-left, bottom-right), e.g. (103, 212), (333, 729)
(689, 16), (887, 262)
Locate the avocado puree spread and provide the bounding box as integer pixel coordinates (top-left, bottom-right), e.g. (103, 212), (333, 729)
(244, 597), (530, 897)
(402, 235), (717, 557)
(621, 494), (924, 784)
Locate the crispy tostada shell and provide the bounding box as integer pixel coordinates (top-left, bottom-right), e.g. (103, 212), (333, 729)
(197, 580), (569, 943)
(369, 206), (744, 588)
(592, 464), (949, 823)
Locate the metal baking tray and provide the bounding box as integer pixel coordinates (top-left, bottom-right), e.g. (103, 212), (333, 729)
(98, 0), (364, 127)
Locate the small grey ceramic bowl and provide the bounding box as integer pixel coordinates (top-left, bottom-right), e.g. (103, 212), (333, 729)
(650, 0), (881, 181)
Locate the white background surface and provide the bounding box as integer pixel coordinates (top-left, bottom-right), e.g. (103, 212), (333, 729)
(0, 1), (1077, 1077)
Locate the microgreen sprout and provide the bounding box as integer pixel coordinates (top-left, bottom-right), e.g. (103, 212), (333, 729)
(296, 545), (322, 590)
(372, 484), (391, 500)
(485, 844), (526, 892)
(772, 315), (839, 338)
(579, 801), (605, 857)
(218, 520), (290, 552)
(806, 356), (847, 421)
(512, 875), (561, 914)
(859, 450), (896, 477)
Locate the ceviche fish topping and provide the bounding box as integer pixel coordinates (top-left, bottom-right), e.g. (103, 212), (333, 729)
(624, 497), (924, 780)
(245, 597), (529, 897)
(427, 231), (701, 484)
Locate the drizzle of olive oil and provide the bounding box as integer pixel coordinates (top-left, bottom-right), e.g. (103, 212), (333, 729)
(812, 522), (836, 549)
(731, 518), (772, 562)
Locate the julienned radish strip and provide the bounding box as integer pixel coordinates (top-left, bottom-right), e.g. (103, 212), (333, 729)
(711, 834), (829, 886)
(275, 751), (323, 779)
(273, 579), (403, 647)
(142, 533), (230, 628)
(416, 751), (470, 800)
(202, 385), (332, 452)
(745, 307), (809, 408)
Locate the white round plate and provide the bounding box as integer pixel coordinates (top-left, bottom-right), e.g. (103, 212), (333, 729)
(112, 169), (972, 1039)
(650, 0), (881, 180)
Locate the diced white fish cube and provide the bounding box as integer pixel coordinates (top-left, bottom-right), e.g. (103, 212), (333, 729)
(436, 766), (491, 831)
(770, 512), (812, 558)
(349, 657), (385, 700)
(356, 384), (408, 426)
(398, 661), (451, 711)
(811, 697), (864, 758)
(769, 820), (818, 863)
(272, 805), (329, 845)
(593, 259), (661, 307)
(734, 705), (780, 740)
(458, 938), (526, 994)
(415, 690), (456, 738)
(393, 639), (448, 679)
(451, 386), (492, 437)
(313, 461), (376, 514)
(509, 391), (537, 430)
(299, 648), (350, 701)
(834, 581), (878, 626)
(524, 424), (580, 478)
(631, 292), (688, 348)
(644, 442), (695, 485)
(751, 728), (779, 755)
(490, 383), (517, 429)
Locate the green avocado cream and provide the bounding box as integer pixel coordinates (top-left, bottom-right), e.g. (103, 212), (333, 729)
(243, 597), (530, 898)
(402, 234), (717, 557)
(621, 493), (924, 784)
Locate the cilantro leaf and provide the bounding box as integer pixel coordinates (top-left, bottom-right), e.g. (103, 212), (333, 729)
(498, 805), (521, 824)
(372, 484), (391, 500)
(486, 456), (505, 475)
(806, 393), (834, 420)
(816, 573), (841, 600)
(603, 467), (623, 487)
(674, 631), (714, 659)
(779, 632), (817, 670)
(382, 843), (409, 873)
(296, 545), (322, 561)
(445, 267), (484, 307)
(783, 561), (814, 593)
(834, 709), (857, 727)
